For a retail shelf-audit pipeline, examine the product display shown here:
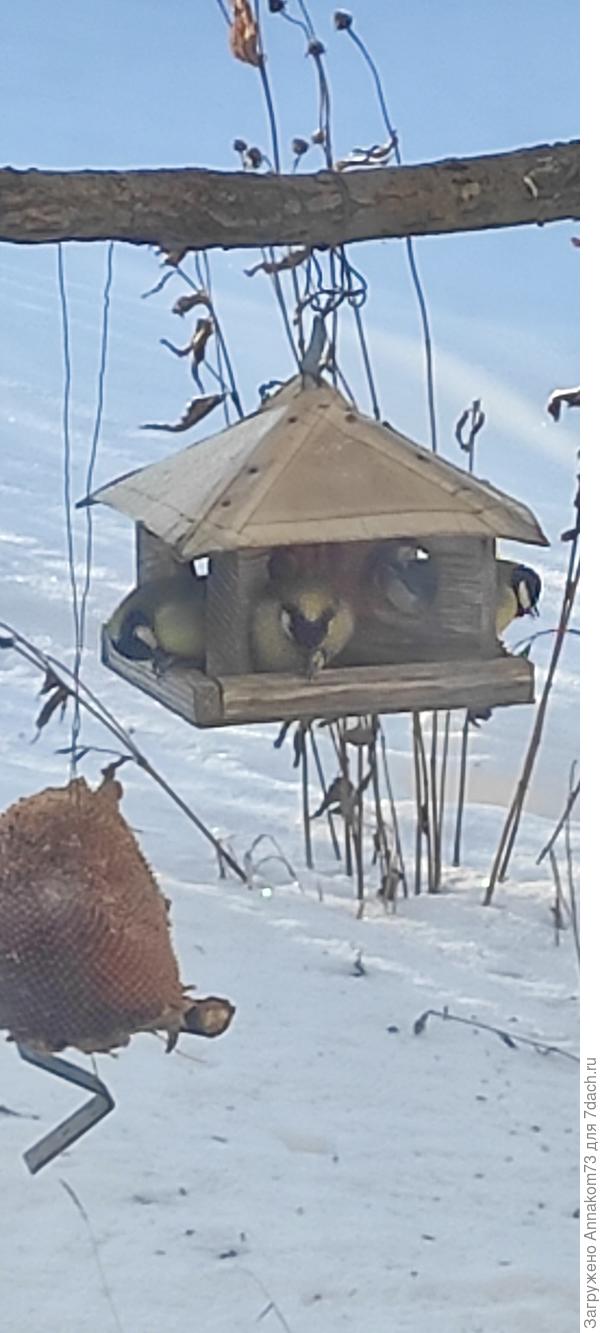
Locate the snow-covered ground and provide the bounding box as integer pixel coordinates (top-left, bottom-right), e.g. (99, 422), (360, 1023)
(0, 827), (579, 1333)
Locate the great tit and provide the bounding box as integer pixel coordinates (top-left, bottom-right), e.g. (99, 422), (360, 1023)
(106, 574), (207, 673)
(495, 561), (542, 635)
(368, 542), (437, 615)
(251, 580), (355, 677)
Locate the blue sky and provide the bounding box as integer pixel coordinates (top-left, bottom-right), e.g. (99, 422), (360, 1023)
(2, 1), (580, 508)
(0, 0), (579, 815)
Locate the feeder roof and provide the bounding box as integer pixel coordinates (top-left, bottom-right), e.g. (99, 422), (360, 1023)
(83, 377), (548, 555)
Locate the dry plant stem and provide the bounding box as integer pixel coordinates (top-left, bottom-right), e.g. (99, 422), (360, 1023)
(565, 771), (580, 962)
(379, 724), (409, 896)
(414, 1006), (579, 1063)
(300, 725), (314, 870)
(412, 716), (423, 896)
(332, 722), (353, 877)
(0, 623), (248, 884)
(484, 550), (579, 903)
(548, 849), (565, 946)
(355, 737), (365, 908)
(452, 712), (470, 867)
(171, 259), (243, 419)
(414, 714), (434, 892)
(536, 779), (580, 864)
(437, 711), (451, 862)
(308, 725), (341, 861)
(429, 712), (441, 889)
(368, 726), (393, 894)
(60, 1180), (124, 1333)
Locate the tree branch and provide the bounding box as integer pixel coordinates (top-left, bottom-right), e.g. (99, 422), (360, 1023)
(0, 141), (579, 252)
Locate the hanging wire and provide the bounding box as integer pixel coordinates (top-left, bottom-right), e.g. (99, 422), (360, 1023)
(57, 244), (115, 770)
(77, 244), (114, 679)
(340, 19), (438, 452)
(56, 245), (81, 770)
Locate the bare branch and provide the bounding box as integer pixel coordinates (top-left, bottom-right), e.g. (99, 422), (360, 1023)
(0, 141), (579, 251)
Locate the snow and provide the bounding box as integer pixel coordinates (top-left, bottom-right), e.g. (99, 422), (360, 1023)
(0, 783), (579, 1332)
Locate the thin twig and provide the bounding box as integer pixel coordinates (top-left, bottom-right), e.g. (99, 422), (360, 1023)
(452, 712), (470, 867)
(484, 547), (579, 901)
(379, 724), (408, 895)
(413, 1007), (579, 1063)
(536, 780), (580, 864)
(436, 710), (451, 865)
(308, 725), (341, 860)
(564, 762), (580, 962)
(0, 623), (248, 883)
(60, 1180), (125, 1333)
(548, 849), (566, 946)
(299, 725), (313, 870)
(429, 712), (440, 890)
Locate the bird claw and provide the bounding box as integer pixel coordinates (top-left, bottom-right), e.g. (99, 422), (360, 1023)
(307, 650), (326, 680)
(151, 651), (176, 678)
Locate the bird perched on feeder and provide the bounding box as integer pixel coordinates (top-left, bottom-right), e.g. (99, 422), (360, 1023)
(106, 573), (207, 674)
(250, 572), (355, 677)
(495, 560), (542, 635)
(367, 542), (437, 617)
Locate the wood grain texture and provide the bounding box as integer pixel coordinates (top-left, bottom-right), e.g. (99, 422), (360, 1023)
(0, 143), (578, 249)
(101, 629), (222, 725)
(101, 631), (534, 729)
(214, 657), (535, 726)
(91, 378), (548, 552)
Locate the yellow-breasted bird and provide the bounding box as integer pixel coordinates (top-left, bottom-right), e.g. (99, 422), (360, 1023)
(495, 561), (542, 634)
(250, 579), (355, 677)
(106, 574), (207, 673)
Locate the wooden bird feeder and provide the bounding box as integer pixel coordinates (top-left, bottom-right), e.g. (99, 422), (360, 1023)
(87, 376), (548, 728)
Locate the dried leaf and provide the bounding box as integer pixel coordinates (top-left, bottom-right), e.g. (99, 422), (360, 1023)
(413, 1011), (430, 1036)
(190, 318), (214, 366)
(498, 1031), (518, 1050)
(39, 666), (63, 697)
(162, 249), (188, 268)
(342, 722), (375, 747)
(245, 248), (310, 278)
(467, 707), (493, 728)
(172, 290), (212, 317)
(100, 756), (132, 785)
(229, 0), (261, 66)
(141, 394), (224, 433)
(292, 726), (304, 770)
(273, 721), (292, 750)
(352, 951), (366, 977)
(335, 136), (398, 172)
(141, 271), (176, 300)
(35, 684), (70, 735)
(546, 386), (580, 421)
